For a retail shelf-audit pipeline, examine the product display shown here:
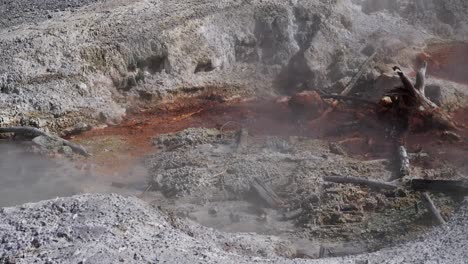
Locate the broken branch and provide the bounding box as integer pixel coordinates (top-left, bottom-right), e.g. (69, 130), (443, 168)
(421, 192), (446, 225)
(341, 52), (377, 96)
(250, 177), (284, 208)
(323, 176), (398, 190)
(0, 126), (90, 157)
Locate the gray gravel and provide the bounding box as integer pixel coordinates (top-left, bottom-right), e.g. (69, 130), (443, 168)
(0, 193), (466, 264)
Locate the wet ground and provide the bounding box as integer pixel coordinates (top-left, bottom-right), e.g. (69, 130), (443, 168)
(66, 91), (468, 259)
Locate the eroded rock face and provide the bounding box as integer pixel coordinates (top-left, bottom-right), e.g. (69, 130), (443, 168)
(0, 0), (466, 132)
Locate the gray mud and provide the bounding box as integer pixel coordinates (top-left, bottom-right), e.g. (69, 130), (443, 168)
(142, 128), (461, 258)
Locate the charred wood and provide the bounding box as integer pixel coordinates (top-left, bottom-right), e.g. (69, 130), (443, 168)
(323, 176), (398, 190)
(410, 179), (468, 194)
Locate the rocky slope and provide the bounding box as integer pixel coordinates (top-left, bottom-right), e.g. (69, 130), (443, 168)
(1, 0), (467, 133)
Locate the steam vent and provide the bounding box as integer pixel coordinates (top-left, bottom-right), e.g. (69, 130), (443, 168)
(1, 0), (468, 263)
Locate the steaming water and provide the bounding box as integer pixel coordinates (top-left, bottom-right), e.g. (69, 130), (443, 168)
(0, 142), (86, 207)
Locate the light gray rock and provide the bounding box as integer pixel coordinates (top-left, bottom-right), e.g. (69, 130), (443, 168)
(32, 135), (62, 150)
(0, 0), (467, 132)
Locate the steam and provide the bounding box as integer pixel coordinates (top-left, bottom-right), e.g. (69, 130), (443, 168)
(0, 142), (87, 207)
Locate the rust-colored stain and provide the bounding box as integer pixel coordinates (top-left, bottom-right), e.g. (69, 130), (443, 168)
(72, 93), (468, 177)
(72, 41), (468, 176)
(418, 42), (468, 85)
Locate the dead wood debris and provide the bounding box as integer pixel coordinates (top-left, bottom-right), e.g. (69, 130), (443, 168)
(340, 51), (378, 96)
(421, 192), (446, 225)
(309, 51), (378, 123)
(323, 176), (398, 190)
(410, 179), (468, 194)
(250, 177), (284, 208)
(0, 126), (90, 157)
(389, 63), (457, 131)
(441, 131), (462, 142)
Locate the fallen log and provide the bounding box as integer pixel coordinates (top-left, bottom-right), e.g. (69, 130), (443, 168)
(323, 176), (398, 190)
(250, 177), (284, 208)
(0, 126), (90, 157)
(421, 192), (446, 225)
(410, 179), (468, 194)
